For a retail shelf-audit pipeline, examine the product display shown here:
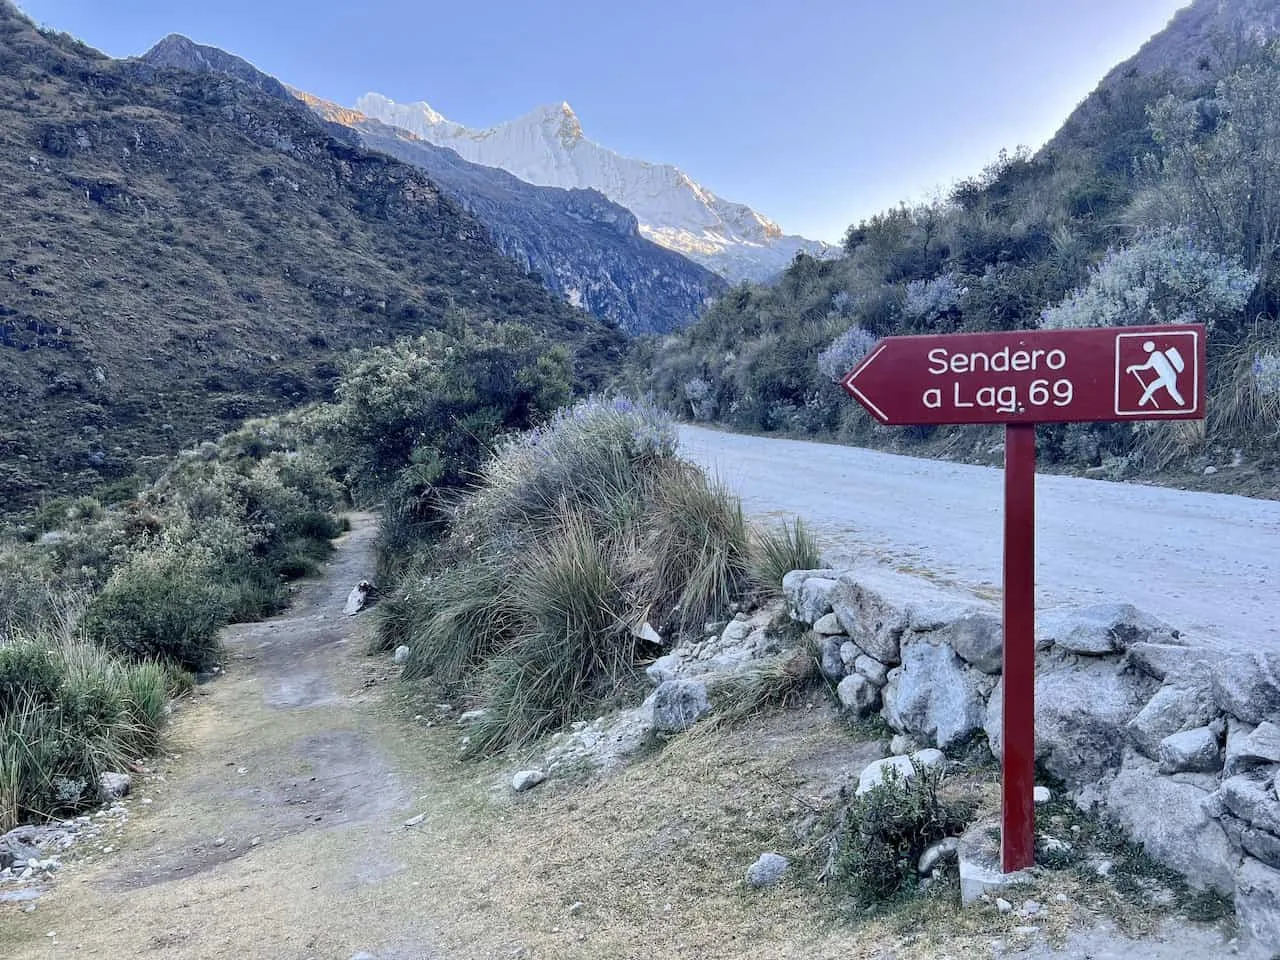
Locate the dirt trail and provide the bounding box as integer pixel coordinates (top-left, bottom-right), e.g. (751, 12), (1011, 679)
(0, 514), (1242, 960)
(0, 515), (442, 959)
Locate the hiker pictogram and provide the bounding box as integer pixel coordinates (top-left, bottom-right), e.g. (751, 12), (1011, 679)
(1126, 340), (1185, 408)
(1114, 330), (1200, 416)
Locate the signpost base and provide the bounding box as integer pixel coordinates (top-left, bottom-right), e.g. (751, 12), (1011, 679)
(1002, 424), (1036, 873)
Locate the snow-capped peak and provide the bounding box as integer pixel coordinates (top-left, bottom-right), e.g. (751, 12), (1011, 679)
(354, 92), (834, 282)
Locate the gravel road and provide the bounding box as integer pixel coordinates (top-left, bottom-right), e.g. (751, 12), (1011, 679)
(678, 425), (1280, 651)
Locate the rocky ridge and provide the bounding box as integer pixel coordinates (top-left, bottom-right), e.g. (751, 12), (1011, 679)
(354, 92), (837, 283)
(293, 91), (724, 334)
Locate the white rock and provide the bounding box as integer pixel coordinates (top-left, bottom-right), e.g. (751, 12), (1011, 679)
(343, 580), (374, 616)
(393, 645), (410, 665)
(996, 897), (1013, 914)
(855, 749), (945, 796)
(631, 621), (662, 645)
(1037, 603), (1176, 656)
(917, 836), (959, 875)
(403, 813), (426, 827)
(1106, 752), (1234, 893)
(512, 770), (546, 792)
(645, 653), (682, 685)
(745, 852), (790, 888)
(1236, 858), (1280, 957)
(835, 674), (878, 718)
(650, 679), (711, 733)
(98, 772), (131, 801)
(1158, 725), (1222, 774)
(882, 640), (987, 750)
(1033, 786), (1051, 804)
(813, 612), (844, 636)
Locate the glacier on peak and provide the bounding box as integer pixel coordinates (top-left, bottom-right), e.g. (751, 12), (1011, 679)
(354, 92), (834, 282)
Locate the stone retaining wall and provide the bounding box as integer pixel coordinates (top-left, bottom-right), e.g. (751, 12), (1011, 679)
(784, 566), (1280, 953)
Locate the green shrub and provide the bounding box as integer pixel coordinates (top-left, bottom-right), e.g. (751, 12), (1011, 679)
(829, 761), (972, 907)
(0, 642), (62, 713)
(83, 544), (230, 671)
(752, 517), (822, 597)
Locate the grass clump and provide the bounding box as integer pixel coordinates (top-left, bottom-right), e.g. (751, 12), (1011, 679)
(751, 517), (822, 597)
(827, 761), (973, 908)
(384, 397), (761, 753)
(0, 633), (171, 830)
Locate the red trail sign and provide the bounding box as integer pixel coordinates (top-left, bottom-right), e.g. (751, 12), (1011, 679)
(840, 323), (1205, 874)
(841, 325), (1205, 426)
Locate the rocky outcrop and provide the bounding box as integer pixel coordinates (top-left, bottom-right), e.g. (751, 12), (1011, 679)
(784, 562), (1280, 954)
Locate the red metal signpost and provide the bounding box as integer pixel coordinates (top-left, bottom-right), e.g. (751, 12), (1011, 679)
(841, 324), (1206, 873)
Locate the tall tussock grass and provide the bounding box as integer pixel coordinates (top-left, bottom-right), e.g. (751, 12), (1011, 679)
(0, 629), (174, 831)
(751, 517), (823, 598)
(383, 397), (758, 753)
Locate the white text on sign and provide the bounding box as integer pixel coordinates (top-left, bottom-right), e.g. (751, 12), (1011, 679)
(923, 346), (1074, 415)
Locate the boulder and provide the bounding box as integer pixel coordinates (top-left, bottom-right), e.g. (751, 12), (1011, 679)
(1158, 726), (1222, 774)
(782, 570), (839, 624)
(856, 749), (945, 796)
(987, 657), (1156, 784)
(838, 640), (860, 669)
(1219, 774), (1280, 836)
(1037, 603), (1176, 656)
(745, 852), (790, 888)
(0, 835), (43, 870)
(645, 653), (682, 685)
(889, 733), (920, 756)
(813, 612), (844, 636)
(1232, 817), (1280, 870)
(1211, 653), (1280, 724)
(650, 679), (711, 733)
(1106, 752), (1235, 894)
(392, 644), (410, 665)
(853, 654), (888, 688)
(1234, 721), (1280, 767)
(1126, 642), (1205, 682)
(829, 578), (908, 665)
(1235, 858), (1280, 959)
(511, 769), (546, 792)
(631, 621), (663, 645)
(836, 674), (879, 718)
(719, 619), (752, 646)
(98, 771), (132, 802)
(817, 637), (844, 682)
(882, 640), (987, 750)
(1225, 718), (1262, 777)
(936, 611), (1003, 674)
(1126, 669), (1219, 759)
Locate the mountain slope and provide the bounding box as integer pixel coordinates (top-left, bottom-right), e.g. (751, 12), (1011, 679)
(135, 35), (723, 334)
(355, 93), (835, 283)
(0, 3), (621, 512)
(292, 93), (724, 334)
(1046, 0), (1280, 166)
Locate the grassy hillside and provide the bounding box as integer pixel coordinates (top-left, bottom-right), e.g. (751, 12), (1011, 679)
(0, 3), (622, 512)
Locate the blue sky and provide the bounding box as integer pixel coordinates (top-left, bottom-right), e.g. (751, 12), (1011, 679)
(18, 0), (1188, 243)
